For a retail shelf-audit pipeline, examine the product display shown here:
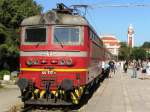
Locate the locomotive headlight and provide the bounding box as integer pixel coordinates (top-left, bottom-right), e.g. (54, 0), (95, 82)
(60, 59), (65, 65)
(50, 59), (58, 64)
(33, 59), (39, 65)
(26, 60), (33, 66)
(66, 58), (73, 66)
(41, 59), (47, 64)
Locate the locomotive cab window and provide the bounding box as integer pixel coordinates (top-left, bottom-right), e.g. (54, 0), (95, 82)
(53, 26), (83, 45)
(23, 27), (47, 44)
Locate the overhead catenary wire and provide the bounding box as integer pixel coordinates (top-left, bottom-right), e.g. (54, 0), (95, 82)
(70, 2), (150, 32)
(88, 3), (150, 8)
(70, 2), (150, 17)
(86, 9), (101, 36)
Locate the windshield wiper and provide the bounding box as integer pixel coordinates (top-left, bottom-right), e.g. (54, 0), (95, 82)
(54, 35), (63, 48)
(36, 42), (40, 47)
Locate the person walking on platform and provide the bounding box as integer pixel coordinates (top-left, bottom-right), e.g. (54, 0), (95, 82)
(141, 59), (147, 80)
(109, 60), (115, 78)
(123, 61), (128, 73)
(104, 62), (110, 78)
(109, 61), (115, 73)
(147, 59), (150, 75)
(131, 60), (137, 78)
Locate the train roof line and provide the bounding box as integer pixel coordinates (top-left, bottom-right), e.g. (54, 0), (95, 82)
(21, 10), (90, 26)
(21, 3), (99, 38)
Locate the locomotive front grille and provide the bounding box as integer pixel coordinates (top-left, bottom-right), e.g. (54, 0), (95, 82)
(40, 74), (57, 88)
(41, 79), (56, 88)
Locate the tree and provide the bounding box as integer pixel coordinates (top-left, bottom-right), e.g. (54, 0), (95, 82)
(130, 47), (147, 60)
(118, 42), (130, 60)
(118, 41), (148, 60)
(0, 0), (42, 28)
(0, 0), (42, 71)
(141, 42), (150, 59)
(142, 42), (150, 48)
(119, 42), (127, 48)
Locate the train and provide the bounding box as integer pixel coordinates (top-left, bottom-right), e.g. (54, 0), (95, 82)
(17, 3), (112, 106)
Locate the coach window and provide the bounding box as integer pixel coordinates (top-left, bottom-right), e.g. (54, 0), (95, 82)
(53, 26), (83, 45)
(23, 26), (47, 45)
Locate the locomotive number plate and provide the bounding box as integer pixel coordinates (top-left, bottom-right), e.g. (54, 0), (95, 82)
(41, 70), (56, 75)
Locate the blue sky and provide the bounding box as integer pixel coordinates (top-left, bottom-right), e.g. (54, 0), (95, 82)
(34, 0), (150, 46)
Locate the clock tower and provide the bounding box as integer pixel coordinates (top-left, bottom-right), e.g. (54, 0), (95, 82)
(127, 24), (134, 48)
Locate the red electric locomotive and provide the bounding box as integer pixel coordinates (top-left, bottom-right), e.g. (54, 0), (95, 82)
(17, 3), (111, 106)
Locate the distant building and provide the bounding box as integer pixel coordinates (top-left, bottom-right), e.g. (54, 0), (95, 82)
(100, 35), (120, 57)
(127, 24), (134, 48)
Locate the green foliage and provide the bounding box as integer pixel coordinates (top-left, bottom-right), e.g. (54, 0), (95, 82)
(0, 69), (10, 75)
(130, 47), (147, 60)
(0, 23), (7, 44)
(141, 41), (150, 58)
(0, 28), (20, 71)
(118, 42), (130, 60)
(0, 0), (42, 71)
(118, 41), (147, 60)
(0, 69), (10, 80)
(119, 42), (127, 48)
(142, 42), (150, 48)
(0, 0), (42, 28)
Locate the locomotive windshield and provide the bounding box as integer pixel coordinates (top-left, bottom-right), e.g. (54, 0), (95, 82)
(53, 27), (82, 45)
(24, 27), (47, 43)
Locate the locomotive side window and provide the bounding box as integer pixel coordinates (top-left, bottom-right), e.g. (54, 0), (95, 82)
(24, 27), (47, 43)
(89, 29), (103, 47)
(53, 27), (82, 45)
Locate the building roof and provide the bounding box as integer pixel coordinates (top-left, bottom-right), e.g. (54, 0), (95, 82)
(101, 36), (120, 43)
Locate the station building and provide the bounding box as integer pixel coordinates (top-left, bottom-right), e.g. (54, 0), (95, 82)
(100, 35), (120, 57)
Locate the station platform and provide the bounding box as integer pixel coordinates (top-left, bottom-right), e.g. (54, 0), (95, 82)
(80, 68), (150, 112)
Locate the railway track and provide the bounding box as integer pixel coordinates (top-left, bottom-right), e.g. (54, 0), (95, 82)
(21, 107), (78, 112)
(9, 104), (79, 112)
(21, 105), (34, 112)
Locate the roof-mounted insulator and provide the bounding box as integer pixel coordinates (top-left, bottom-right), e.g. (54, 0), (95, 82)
(53, 3), (73, 15)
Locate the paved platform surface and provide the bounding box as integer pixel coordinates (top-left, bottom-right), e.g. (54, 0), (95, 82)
(80, 68), (150, 112)
(0, 86), (22, 112)
(1, 68), (150, 112)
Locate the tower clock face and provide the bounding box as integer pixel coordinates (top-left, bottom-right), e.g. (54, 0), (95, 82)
(128, 30), (133, 34)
